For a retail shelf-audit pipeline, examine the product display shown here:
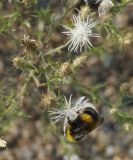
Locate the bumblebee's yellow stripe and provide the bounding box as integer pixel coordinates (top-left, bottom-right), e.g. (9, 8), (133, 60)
(66, 126), (74, 142)
(80, 113), (93, 122)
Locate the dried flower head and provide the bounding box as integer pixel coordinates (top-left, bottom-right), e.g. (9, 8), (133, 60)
(63, 12), (100, 53)
(0, 139), (7, 148)
(12, 57), (24, 69)
(22, 35), (41, 54)
(49, 95), (98, 134)
(59, 62), (71, 76)
(72, 55), (87, 69)
(41, 92), (57, 108)
(97, 0), (114, 17)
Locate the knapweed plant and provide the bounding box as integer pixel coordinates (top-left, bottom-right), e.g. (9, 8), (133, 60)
(0, 0), (133, 159)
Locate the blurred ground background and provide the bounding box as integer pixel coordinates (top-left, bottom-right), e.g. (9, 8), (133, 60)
(0, 0), (133, 160)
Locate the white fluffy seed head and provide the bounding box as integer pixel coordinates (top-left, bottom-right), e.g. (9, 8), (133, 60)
(63, 13), (100, 53)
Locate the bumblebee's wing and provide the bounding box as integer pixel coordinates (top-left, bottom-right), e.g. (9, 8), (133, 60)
(62, 0), (80, 8)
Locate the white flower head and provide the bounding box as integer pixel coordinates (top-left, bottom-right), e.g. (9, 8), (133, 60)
(62, 12), (100, 53)
(0, 138), (7, 148)
(97, 0), (114, 17)
(49, 95), (98, 134)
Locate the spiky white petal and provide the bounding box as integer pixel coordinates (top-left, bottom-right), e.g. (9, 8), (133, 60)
(49, 95), (98, 134)
(63, 13), (100, 53)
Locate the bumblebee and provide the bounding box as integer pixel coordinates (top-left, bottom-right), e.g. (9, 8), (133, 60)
(65, 106), (104, 142)
(49, 96), (104, 142)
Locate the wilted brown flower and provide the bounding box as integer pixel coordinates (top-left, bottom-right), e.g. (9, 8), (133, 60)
(41, 92), (57, 108)
(72, 55), (87, 69)
(12, 57), (24, 69)
(59, 62), (71, 76)
(22, 35), (41, 54)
